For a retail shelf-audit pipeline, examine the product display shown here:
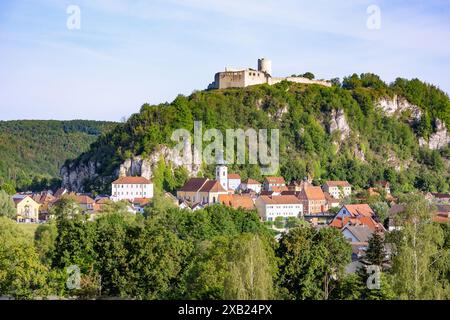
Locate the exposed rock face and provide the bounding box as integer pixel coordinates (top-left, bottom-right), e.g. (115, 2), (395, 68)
(419, 119), (450, 150)
(61, 145), (201, 192)
(377, 95), (422, 121)
(61, 160), (101, 193)
(329, 109), (350, 141)
(118, 145), (201, 179)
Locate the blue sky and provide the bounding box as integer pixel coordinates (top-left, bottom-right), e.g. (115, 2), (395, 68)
(0, 0), (449, 121)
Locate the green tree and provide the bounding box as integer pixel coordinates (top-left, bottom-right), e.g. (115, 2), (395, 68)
(0, 190), (15, 219)
(0, 217), (49, 299)
(224, 234), (275, 300)
(365, 232), (386, 268)
(390, 194), (449, 299)
(302, 72), (315, 80)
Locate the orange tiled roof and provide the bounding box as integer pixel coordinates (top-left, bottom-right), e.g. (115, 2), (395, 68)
(133, 198), (151, 206)
(259, 195), (302, 205)
(325, 180), (351, 187)
(219, 194), (255, 210)
(228, 174), (241, 179)
(343, 204), (374, 217)
(330, 215), (383, 231)
(112, 176), (152, 185)
(303, 186), (325, 201)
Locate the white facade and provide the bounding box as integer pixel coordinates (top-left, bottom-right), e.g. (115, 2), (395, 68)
(228, 178), (241, 191)
(111, 182), (153, 201)
(255, 197), (303, 221)
(216, 165), (228, 191)
(241, 182), (262, 194)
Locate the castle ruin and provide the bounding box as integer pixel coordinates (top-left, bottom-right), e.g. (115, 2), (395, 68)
(207, 58), (331, 90)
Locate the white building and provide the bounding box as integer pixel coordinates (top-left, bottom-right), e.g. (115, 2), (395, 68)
(255, 195), (303, 221)
(322, 181), (352, 199)
(241, 178), (262, 194)
(111, 176), (153, 201)
(227, 174), (241, 191)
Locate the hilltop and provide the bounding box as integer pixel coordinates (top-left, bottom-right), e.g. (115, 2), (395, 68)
(0, 120), (117, 192)
(60, 74), (450, 195)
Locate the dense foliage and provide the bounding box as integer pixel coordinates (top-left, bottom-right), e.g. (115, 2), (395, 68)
(65, 75), (449, 195)
(0, 193), (449, 300)
(0, 120), (116, 192)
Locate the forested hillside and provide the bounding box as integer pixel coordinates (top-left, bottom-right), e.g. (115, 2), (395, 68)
(62, 74), (450, 195)
(0, 120), (116, 192)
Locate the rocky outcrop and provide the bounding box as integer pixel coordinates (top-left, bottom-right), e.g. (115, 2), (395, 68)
(419, 119), (450, 150)
(329, 109), (350, 141)
(118, 145), (201, 179)
(61, 145), (201, 192)
(377, 95), (422, 121)
(61, 160), (101, 193)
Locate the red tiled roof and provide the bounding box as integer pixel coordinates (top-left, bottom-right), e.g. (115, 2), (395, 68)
(259, 195), (302, 205)
(302, 186), (325, 201)
(325, 180), (351, 187)
(228, 174), (241, 179)
(343, 204), (374, 217)
(219, 194), (254, 210)
(112, 176), (152, 185)
(330, 215), (383, 231)
(245, 179), (260, 185)
(133, 198), (151, 206)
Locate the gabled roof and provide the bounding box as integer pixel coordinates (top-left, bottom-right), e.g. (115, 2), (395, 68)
(112, 176), (152, 185)
(258, 195), (302, 205)
(302, 186), (326, 201)
(54, 188), (68, 198)
(342, 204), (374, 217)
(325, 180), (351, 187)
(228, 173), (241, 179)
(342, 225), (374, 243)
(199, 180), (227, 193)
(330, 215), (384, 232)
(179, 178), (209, 192)
(264, 176), (286, 185)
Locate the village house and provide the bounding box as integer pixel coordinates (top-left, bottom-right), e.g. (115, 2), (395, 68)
(67, 193), (96, 213)
(240, 178), (262, 194)
(330, 204), (385, 232)
(322, 181), (352, 199)
(287, 180), (312, 192)
(111, 176), (154, 201)
(324, 192), (341, 208)
(374, 180), (391, 195)
(255, 195), (303, 221)
(298, 186), (327, 215)
(341, 224), (374, 245)
(13, 195), (41, 223)
(227, 173), (241, 191)
(218, 194), (255, 210)
(262, 176), (287, 192)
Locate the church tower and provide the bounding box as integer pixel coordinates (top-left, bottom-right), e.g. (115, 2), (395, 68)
(216, 165), (228, 191)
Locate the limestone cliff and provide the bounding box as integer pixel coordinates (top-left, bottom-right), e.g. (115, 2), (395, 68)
(329, 109), (350, 142)
(418, 119), (450, 150)
(376, 95), (422, 121)
(61, 145), (201, 192)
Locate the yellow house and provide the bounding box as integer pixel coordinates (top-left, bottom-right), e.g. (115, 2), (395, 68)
(13, 195), (40, 223)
